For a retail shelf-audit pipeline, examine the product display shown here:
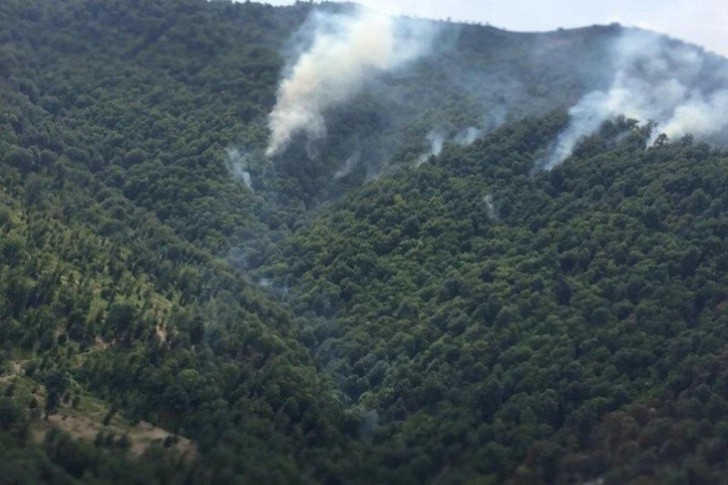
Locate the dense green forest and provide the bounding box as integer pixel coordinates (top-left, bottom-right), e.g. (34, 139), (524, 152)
(2, 0), (728, 483)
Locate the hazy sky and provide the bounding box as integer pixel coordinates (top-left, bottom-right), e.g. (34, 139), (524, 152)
(258, 0), (728, 57)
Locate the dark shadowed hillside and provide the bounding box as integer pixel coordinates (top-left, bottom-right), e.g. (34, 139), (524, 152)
(1, 0), (728, 483)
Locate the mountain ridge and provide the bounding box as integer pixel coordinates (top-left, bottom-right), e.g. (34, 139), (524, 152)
(1, 0), (728, 482)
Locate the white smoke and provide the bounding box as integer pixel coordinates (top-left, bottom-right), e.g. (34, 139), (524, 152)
(541, 30), (728, 170)
(266, 7), (437, 157)
(225, 147), (253, 190)
(451, 107), (508, 148)
(454, 126), (481, 146)
(415, 124), (486, 167)
(659, 90), (728, 137)
(334, 150), (361, 179)
(483, 194), (498, 220)
(415, 129), (446, 167)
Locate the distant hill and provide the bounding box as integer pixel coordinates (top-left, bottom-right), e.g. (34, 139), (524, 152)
(1, 0), (728, 482)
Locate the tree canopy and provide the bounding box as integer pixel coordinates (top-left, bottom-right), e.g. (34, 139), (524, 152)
(1, 0), (728, 483)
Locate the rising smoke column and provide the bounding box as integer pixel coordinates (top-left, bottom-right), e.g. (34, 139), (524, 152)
(415, 129), (446, 167)
(266, 7), (437, 157)
(541, 29), (728, 170)
(225, 147), (253, 190)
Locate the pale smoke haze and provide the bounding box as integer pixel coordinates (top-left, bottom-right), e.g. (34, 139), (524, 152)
(415, 130), (446, 167)
(542, 30), (728, 170)
(659, 90), (728, 137)
(225, 148), (253, 190)
(258, 0), (728, 59)
(454, 127), (481, 146)
(415, 125), (486, 168)
(483, 194), (498, 220)
(334, 151), (361, 179)
(264, 6), (728, 173)
(266, 7), (438, 157)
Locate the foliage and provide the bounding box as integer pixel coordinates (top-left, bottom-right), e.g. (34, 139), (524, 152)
(1, 0), (728, 483)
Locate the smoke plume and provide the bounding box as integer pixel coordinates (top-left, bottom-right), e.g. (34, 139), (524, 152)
(483, 194), (498, 220)
(266, 7), (437, 157)
(541, 29), (728, 170)
(225, 147), (253, 190)
(415, 129), (446, 166)
(454, 127), (481, 146)
(334, 150), (361, 179)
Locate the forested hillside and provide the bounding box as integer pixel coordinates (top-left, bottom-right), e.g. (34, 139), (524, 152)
(2, 0), (728, 483)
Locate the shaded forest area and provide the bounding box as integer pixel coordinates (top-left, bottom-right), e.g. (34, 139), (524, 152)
(1, 0), (728, 483)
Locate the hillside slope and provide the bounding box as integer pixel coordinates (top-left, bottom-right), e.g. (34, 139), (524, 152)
(259, 115), (728, 482)
(1, 0), (728, 483)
